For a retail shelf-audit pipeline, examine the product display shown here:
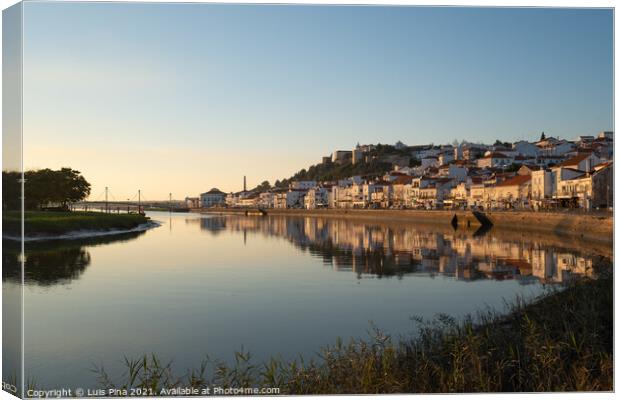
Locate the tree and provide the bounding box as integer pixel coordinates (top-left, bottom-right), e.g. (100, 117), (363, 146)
(409, 158), (421, 168)
(2, 171), (21, 210)
(22, 168), (91, 209)
(252, 180), (271, 192)
(505, 163), (521, 173)
(540, 132), (546, 141)
(494, 140), (511, 147)
(55, 168), (91, 206)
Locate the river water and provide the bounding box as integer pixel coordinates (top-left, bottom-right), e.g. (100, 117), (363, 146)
(2, 211), (607, 390)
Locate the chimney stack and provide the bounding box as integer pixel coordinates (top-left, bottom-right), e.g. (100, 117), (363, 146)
(243, 175), (247, 192)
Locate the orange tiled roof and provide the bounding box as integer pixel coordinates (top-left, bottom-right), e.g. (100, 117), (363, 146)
(392, 175), (413, 185)
(495, 174), (531, 187)
(481, 152), (510, 159)
(557, 152), (592, 167)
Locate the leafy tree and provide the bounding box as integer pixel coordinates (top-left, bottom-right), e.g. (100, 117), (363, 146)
(7, 168), (92, 210)
(276, 158), (393, 184)
(2, 170), (21, 210)
(540, 132), (546, 141)
(252, 180), (271, 192)
(267, 142), (422, 188)
(494, 140), (512, 147)
(55, 168), (91, 206)
(504, 163), (521, 173)
(409, 158), (421, 168)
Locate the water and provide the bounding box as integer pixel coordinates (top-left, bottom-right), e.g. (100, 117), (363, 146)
(2, 211), (605, 390)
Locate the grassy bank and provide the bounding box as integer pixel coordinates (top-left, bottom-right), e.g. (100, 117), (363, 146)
(96, 264), (612, 394)
(2, 211), (149, 237)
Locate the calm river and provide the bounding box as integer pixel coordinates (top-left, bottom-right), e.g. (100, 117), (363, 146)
(2, 211), (606, 390)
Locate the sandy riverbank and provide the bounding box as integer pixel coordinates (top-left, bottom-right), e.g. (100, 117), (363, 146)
(3, 221), (161, 242)
(199, 208), (613, 246)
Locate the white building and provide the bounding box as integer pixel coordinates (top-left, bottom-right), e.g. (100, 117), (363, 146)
(477, 152), (513, 169)
(304, 187), (330, 209)
(421, 156), (439, 169)
(536, 139), (575, 157)
(530, 170), (554, 208)
(185, 197), (200, 208)
(337, 176), (364, 187)
(200, 188), (227, 208)
(274, 189), (306, 208)
(446, 164), (468, 182)
(454, 145), (464, 160)
(418, 147), (441, 160)
(513, 141), (539, 157)
(448, 182), (470, 209)
(332, 183), (368, 208)
(258, 192), (275, 208)
(536, 155), (566, 167)
(438, 152), (455, 166)
(290, 180), (317, 190)
(488, 175), (532, 209)
(555, 152), (600, 172)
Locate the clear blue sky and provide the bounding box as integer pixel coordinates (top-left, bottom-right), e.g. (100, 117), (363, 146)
(21, 3), (613, 198)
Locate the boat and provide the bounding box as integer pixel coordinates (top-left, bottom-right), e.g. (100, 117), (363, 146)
(244, 208), (268, 216)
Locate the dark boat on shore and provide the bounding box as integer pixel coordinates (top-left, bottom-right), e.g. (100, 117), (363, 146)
(245, 208), (268, 216)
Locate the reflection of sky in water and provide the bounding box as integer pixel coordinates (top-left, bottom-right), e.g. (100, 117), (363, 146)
(4, 212), (604, 390)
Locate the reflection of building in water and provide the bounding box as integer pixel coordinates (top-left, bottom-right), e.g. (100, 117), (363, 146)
(195, 215), (597, 283)
(194, 216), (228, 233)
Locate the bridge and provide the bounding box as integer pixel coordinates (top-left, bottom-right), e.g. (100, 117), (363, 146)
(73, 188), (188, 214)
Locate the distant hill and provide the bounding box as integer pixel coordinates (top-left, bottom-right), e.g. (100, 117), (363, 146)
(273, 144), (420, 188)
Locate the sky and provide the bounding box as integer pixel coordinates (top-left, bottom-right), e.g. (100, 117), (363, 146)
(18, 2), (613, 199)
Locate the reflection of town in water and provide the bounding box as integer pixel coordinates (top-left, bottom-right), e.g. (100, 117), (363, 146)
(194, 215), (598, 284)
(4, 215), (600, 286)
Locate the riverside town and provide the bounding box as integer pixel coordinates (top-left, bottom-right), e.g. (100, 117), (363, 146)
(188, 131), (613, 212)
(3, 2), (614, 397)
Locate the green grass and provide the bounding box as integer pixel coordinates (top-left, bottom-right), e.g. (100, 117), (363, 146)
(2, 211), (149, 236)
(94, 263), (612, 394)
